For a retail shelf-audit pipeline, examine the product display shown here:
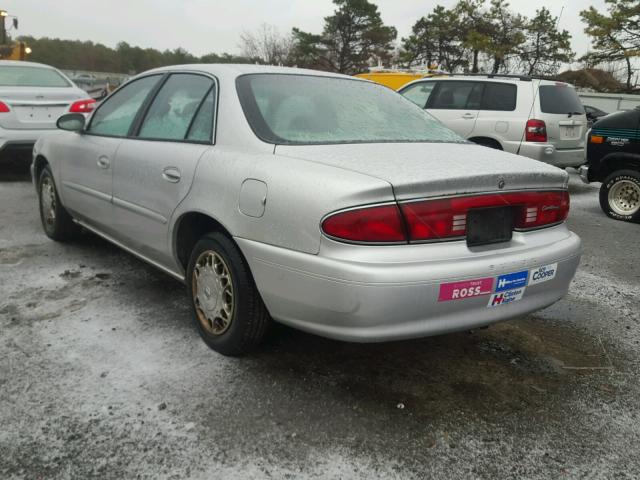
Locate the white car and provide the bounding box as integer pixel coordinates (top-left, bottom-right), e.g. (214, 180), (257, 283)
(399, 75), (588, 168)
(0, 60), (95, 164)
(33, 65), (581, 355)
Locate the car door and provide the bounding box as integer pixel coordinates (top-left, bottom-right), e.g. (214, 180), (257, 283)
(111, 72), (216, 266)
(473, 82), (519, 152)
(60, 74), (162, 235)
(425, 81), (483, 138)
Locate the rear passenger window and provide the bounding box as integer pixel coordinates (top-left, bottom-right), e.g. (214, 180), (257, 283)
(400, 82), (435, 108)
(481, 83), (517, 111)
(429, 82), (480, 110)
(138, 73), (214, 141)
(186, 89), (216, 142)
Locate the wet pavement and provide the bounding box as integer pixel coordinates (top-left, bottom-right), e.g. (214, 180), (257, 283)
(1, 166), (639, 479)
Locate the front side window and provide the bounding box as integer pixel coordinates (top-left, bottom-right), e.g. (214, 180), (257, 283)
(400, 81), (435, 108)
(88, 75), (161, 137)
(138, 74), (214, 141)
(0, 66), (71, 87)
(236, 74), (463, 145)
(429, 81), (482, 110)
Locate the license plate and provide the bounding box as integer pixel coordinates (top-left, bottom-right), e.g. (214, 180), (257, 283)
(466, 206), (513, 247)
(561, 126), (577, 138)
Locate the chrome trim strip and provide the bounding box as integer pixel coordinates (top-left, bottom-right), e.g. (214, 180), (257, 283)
(112, 196), (168, 224)
(397, 188), (567, 205)
(10, 102), (70, 107)
(62, 181), (111, 203)
(75, 219), (185, 282)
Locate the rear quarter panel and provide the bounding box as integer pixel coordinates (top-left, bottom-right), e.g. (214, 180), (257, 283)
(170, 147), (395, 259)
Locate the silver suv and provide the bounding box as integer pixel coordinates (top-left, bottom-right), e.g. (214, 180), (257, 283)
(399, 75), (587, 168)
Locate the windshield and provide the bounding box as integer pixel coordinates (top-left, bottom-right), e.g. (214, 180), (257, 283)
(0, 66), (71, 87)
(539, 85), (584, 115)
(236, 74), (464, 145)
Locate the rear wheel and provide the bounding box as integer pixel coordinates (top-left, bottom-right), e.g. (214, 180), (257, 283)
(38, 165), (80, 241)
(599, 169), (640, 223)
(186, 232), (270, 356)
(471, 138), (502, 150)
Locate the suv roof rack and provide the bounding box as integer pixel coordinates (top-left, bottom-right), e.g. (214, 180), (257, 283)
(446, 73), (557, 82)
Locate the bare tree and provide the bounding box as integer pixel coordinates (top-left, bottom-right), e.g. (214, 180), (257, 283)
(239, 24), (294, 65)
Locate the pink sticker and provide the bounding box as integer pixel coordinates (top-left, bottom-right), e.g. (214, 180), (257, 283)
(438, 277), (494, 301)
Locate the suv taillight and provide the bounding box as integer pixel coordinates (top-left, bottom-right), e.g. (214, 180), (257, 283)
(322, 191), (570, 244)
(69, 99), (96, 113)
(525, 119), (547, 142)
(0, 101), (10, 113)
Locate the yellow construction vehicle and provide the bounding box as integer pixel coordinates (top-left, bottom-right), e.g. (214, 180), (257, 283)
(0, 41), (31, 60)
(355, 67), (449, 90)
(0, 9), (30, 60)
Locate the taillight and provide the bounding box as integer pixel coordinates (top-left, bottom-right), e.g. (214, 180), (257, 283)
(322, 191), (569, 244)
(400, 191), (569, 241)
(69, 99), (96, 113)
(0, 101), (10, 113)
(321, 204), (406, 243)
(525, 119), (547, 142)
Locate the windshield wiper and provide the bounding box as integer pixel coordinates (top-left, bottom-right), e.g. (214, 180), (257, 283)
(567, 111), (584, 117)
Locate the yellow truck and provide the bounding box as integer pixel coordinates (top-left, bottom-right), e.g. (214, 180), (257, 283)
(0, 41), (31, 61)
(354, 69), (448, 90)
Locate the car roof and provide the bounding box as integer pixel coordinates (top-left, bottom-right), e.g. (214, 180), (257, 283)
(142, 63), (357, 81)
(0, 60), (61, 69)
(398, 74), (572, 92)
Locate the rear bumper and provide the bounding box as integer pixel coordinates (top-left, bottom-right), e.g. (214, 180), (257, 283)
(0, 127), (54, 161)
(509, 141), (585, 168)
(237, 225), (581, 342)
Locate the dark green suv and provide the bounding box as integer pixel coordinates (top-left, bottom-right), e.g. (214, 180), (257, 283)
(580, 108), (640, 223)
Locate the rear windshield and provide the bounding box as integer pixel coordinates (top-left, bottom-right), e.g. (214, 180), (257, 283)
(236, 74), (464, 145)
(0, 66), (71, 87)
(538, 85), (583, 115)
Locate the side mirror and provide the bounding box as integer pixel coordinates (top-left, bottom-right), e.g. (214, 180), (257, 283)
(57, 113), (86, 132)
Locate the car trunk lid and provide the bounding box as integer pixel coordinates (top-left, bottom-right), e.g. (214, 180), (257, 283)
(0, 87), (85, 130)
(275, 142), (568, 201)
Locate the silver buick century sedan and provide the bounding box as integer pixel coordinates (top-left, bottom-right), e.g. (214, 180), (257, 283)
(32, 64), (581, 355)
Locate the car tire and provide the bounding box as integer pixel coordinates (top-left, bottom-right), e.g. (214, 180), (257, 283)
(471, 138), (502, 150)
(38, 165), (81, 241)
(186, 232), (270, 356)
(599, 169), (640, 223)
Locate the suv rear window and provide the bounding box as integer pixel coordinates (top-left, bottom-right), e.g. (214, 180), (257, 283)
(539, 85), (584, 115)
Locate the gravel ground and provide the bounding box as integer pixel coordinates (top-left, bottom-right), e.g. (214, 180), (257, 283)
(1, 167), (639, 479)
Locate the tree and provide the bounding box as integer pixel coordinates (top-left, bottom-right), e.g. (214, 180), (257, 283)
(400, 5), (468, 72)
(16, 36), (256, 74)
(519, 7), (573, 76)
(455, 0), (493, 73)
(581, 0), (640, 92)
(485, 0), (526, 73)
(239, 24), (294, 65)
(290, 0), (397, 74)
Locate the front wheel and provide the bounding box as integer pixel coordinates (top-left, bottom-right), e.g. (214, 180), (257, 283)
(599, 170), (640, 223)
(186, 232), (270, 356)
(38, 165), (81, 241)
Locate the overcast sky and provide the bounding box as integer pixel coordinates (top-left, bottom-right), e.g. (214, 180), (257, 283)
(8, 0), (604, 60)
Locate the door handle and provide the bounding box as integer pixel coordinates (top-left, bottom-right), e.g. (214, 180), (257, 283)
(461, 113), (476, 119)
(97, 156), (110, 169)
(162, 167), (181, 183)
